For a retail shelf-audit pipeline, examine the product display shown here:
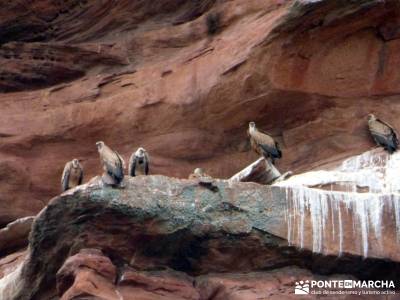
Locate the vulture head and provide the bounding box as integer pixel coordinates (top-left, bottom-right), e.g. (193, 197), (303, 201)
(72, 159), (80, 168)
(367, 114), (376, 121)
(96, 141), (105, 151)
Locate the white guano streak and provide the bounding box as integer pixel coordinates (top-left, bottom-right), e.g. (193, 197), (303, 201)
(278, 149), (400, 257)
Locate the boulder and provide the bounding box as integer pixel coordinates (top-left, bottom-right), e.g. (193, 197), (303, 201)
(0, 171), (398, 299)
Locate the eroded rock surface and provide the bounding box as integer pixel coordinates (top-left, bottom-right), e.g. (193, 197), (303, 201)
(0, 175), (398, 299)
(276, 148), (400, 260)
(2, 0), (400, 223)
(0, 216), (34, 255)
(2, 0), (400, 299)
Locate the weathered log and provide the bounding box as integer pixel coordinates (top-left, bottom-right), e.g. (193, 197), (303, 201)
(229, 158), (291, 185)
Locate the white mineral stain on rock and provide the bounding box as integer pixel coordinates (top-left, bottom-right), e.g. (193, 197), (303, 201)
(275, 149), (400, 258)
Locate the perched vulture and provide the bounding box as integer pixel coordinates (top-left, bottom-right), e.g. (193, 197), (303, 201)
(61, 159), (83, 192)
(96, 141), (125, 185)
(188, 168), (209, 180)
(128, 147), (149, 176)
(248, 122), (282, 163)
(367, 114), (398, 154)
(188, 168), (218, 192)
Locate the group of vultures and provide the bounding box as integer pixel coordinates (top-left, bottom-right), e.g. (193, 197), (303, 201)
(61, 114), (398, 192)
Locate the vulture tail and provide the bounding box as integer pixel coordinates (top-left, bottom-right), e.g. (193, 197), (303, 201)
(108, 170), (123, 184)
(260, 144), (281, 159)
(386, 134), (398, 154)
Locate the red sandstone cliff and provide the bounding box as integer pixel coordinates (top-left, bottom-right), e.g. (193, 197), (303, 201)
(1, 1), (400, 299)
(2, 0), (400, 224)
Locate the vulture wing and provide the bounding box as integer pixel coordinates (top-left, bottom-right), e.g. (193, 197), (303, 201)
(369, 118), (399, 153)
(128, 153), (136, 177)
(78, 166), (84, 185)
(61, 162), (71, 192)
(115, 151), (126, 169)
(377, 118), (398, 137)
(253, 130), (282, 159)
(369, 119), (392, 136)
(144, 152), (150, 175)
(102, 146), (124, 181)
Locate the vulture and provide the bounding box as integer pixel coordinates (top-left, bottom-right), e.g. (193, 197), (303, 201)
(188, 168), (209, 180)
(248, 121), (282, 163)
(188, 168), (218, 192)
(128, 147), (149, 176)
(367, 114), (398, 154)
(61, 159), (83, 192)
(96, 141), (125, 185)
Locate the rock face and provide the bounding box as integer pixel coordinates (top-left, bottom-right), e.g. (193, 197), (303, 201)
(2, 1), (400, 299)
(0, 174), (399, 299)
(2, 0), (400, 223)
(0, 216), (34, 255)
(276, 148), (400, 261)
